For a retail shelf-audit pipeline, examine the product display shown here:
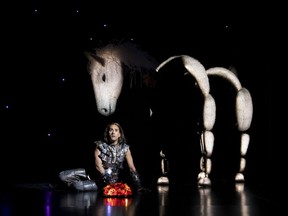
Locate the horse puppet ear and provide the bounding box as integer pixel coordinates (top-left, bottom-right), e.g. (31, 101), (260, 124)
(84, 51), (105, 66)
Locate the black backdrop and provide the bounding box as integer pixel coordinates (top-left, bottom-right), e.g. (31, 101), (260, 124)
(1, 3), (271, 189)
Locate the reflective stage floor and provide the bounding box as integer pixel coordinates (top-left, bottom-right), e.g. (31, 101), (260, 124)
(0, 181), (280, 216)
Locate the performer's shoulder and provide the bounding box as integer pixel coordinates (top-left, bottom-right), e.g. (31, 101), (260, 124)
(122, 143), (130, 151)
(94, 140), (106, 147)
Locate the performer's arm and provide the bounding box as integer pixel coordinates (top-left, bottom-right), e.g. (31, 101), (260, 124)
(125, 149), (137, 172)
(94, 148), (105, 175)
(126, 149), (145, 190)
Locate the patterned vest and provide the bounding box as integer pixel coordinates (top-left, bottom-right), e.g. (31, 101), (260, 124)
(96, 142), (130, 182)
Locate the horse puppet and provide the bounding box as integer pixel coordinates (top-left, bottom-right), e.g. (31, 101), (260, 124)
(85, 42), (253, 187)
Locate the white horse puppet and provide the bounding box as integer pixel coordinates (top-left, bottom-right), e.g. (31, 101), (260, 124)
(85, 42), (253, 187)
(85, 41), (158, 116)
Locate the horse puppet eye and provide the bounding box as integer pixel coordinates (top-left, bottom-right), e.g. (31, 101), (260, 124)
(102, 74), (106, 82)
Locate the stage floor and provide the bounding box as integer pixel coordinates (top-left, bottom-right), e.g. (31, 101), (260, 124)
(0, 181), (279, 216)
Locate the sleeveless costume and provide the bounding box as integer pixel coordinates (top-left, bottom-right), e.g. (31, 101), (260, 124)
(58, 141), (142, 191)
(96, 141), (142, 189)
(97, 142), (129, 184)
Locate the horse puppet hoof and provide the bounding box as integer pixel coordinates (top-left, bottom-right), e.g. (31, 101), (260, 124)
(157, 176), (169, 185)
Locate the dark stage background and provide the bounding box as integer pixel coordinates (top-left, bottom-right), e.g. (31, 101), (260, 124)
(1, 2), (271, 190)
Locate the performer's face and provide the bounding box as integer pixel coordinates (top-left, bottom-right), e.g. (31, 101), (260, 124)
(108, 124), (121, 144)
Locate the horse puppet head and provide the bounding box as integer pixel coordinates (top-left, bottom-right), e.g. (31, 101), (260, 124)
(85, 42), (158, 116)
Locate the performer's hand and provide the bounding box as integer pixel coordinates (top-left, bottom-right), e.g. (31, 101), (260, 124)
(102, 168), (113, 184)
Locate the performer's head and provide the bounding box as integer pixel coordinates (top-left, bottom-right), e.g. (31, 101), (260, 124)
(104, 122), (126, 145)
